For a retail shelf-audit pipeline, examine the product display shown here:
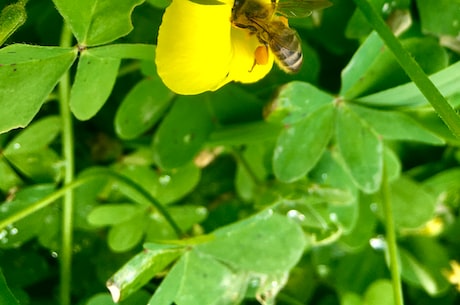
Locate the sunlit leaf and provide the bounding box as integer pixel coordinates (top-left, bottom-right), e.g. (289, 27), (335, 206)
(336, 104), (383, 193)
(0, 44), (77, 133)
(273, 104), (335, 183)
(52, 0), (144, 46)
(70, 49), (120, 120)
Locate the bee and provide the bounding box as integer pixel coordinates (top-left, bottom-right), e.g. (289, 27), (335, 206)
(231, 0), (332, 73)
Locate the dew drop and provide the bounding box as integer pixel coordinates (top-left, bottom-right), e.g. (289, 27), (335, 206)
(369, 235), (386, 250)
(287, 210), (305, 222)
(51, 251), (59, 258)
(370, 202), (378, 212)
(0, 229), (7, 240)
(382, 2), (391, 14)
(329, 213), (338, 222)
(13, 143), (21, 150)
(159, 174), (171, 185)
(9, 227), (18, 236)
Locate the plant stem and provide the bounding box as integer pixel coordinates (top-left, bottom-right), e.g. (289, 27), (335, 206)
(353, 0), (460, 139)
(58, 23), (74, 305)
(381, 169), (404, 305)
(0, 170), (183, 238)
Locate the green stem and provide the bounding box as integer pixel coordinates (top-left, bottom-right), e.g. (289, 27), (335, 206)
(232, 147), (262, 186)
(353, 0), (460, 139)
(381, 169), (404, 305)
(58, 23), (74, 305)
(0, 170), (183, 238)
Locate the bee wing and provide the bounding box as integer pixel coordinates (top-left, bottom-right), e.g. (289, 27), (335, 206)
(275, 0), (332, 18)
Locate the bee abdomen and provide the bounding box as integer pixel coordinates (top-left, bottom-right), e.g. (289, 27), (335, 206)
(270, 33), (303, 73)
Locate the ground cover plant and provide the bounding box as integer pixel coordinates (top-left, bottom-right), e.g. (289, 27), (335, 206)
(1, 0), (460, 304)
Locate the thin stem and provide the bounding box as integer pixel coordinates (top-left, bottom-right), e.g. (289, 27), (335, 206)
(353, 0), (460, 139)
(58, 23), (74, 305)
(232, 147), (262, 186)
(0, 170), (183, 238)
(381, 169), (404, 305)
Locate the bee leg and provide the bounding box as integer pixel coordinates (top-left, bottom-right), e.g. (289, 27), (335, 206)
(249, 45), (269, 72)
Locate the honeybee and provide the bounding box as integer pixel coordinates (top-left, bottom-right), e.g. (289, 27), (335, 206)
(231, 0), (332, 73)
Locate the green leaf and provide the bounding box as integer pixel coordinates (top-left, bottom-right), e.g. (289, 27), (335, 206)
(350, 104), (445, 145)
(107, 245), (184, 302)
(336, 104), (383, 193)
(88, 44), (156, 60)
(379, 176), (436, 229)
(87, 204), (142, 226)
(416, 0), (460, 36)
(153, 95), (214, 169)
(0, 44), (77, 133)
(52, 0), (145, 46)
(5, 148), (62, 182)
(363, 279), (394, 305)
(70, 49), (121, 120)
(402, 237), (451, 295)
(4, 116), (61, 155)
(0, 160), (22, 192)
(0, 270), (20, 305)
(273, 104), (335, 183)
(341, 32), (384, 96)
(0, 184), (56, 248)
(208, 121), (281, 146)
(0, 2), (27, 46)
(196, 211), (306, 274)
(108, 214), (146, 252)
(357, 61), (460, 107)
(266, 81), (333, 125)
(343, 37), (448, 99)
(148, 250), (246, 305)
(115, 78), (174, 140)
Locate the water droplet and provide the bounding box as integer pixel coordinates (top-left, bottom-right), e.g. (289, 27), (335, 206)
(370, 202), (378, 212)
(287, 210), (305, 222)
(0, 229), (7, 240)
(196, 207), (207, 216)
(159, 174), (171, 185)
(329, 213), (338, 222)
(9, 227), (18, 236)
(321, 173), (328, 182)
(1, 237), (8, 244)
(51, 251), (59, 258)
(369, 235), (386, 250)
(382, 2), (391, 14)
(13, 143), (21, 150)
(0, 205), (9, 213)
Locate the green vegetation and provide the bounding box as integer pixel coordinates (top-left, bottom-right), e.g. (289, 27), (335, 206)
(1, 0), (460, 304)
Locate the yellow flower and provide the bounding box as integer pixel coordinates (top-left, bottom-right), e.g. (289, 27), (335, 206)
(444, 260), (460, 291)
(155, 0), (274, 95)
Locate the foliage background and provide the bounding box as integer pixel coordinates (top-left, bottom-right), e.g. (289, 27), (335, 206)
(0, 0), (460, 304)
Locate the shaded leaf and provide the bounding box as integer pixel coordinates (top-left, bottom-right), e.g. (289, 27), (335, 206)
(153, 95), (214, 169)
(115, 78), (174, 140)
(416, 0), (460, 36)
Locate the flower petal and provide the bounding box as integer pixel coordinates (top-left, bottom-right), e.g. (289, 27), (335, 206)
(156, 0), (233, 95)
(156, 0), (275, 95)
